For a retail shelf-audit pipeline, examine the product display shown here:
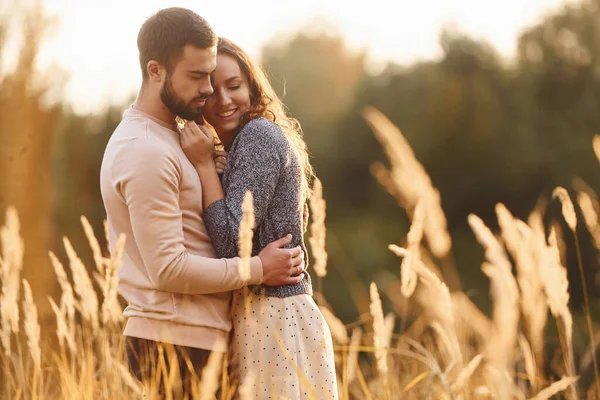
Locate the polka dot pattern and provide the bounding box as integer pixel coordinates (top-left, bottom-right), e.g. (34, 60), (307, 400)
(229, 290), (338, 399)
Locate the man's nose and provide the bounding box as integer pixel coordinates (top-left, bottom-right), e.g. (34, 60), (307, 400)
(200, 81), (213, 97)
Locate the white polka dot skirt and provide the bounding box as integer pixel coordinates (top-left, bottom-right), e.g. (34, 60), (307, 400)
(229, 289), (338, 400)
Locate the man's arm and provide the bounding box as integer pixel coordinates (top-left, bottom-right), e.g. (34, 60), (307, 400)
(115, 139), (262, 295)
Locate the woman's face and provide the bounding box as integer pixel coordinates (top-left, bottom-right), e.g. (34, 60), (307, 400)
(203, 53), (251, 138)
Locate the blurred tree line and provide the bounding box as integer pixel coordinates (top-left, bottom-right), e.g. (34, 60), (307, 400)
(1, 0), (599, 347)
(263, 0), (600, 326)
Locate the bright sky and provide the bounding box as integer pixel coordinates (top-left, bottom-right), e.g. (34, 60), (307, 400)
(32, 0), (571, 114)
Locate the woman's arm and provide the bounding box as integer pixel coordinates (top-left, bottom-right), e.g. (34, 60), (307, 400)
(203, 121), (284, 258)
(180, 119), (284, 258)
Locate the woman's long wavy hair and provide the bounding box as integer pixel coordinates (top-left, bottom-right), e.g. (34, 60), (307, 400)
(216, 37), (314, 201)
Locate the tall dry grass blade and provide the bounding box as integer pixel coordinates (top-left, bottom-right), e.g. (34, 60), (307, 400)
(544, 229), (578, 399)
(0, 206), (24, 356)
(21, 280), (40, 371)
(238, 191), (254, 282)
(309, 177), (328, 278)
(238, 371), (256, 400)
(497, 204), (547, 377)
(362, 107), (453, 263)
(382, 312), (396, 350)
(593, 135), (600, 163)
(577, 190), (600, 251)
(48, 251), (76, 341)
(198, 339), (226, 400)
(114, 359), (143, 396)
(401, 201), (424, 297)
(102, 233), (125, 325)
(103, 220), (111, 256)
(369, 282), (388, 376)
(320, 306), (348, 345)
(553, 187), (598, 395)
(346, 327), (362, 383)
(552, 187), (577, 232)
(518, 335), (538, 392)
(80, 216), (104, 277)
(450, 353), (483, 393)
(63, 237), (99, 331)
(389, 244), (462, 364)
(528, 376), (579, 400)
(451, 291), (493, 345)
(468, 213), (519, 399)
(48, 297), (76, 353)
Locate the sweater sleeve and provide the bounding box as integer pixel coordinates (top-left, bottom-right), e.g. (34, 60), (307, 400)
(113, 139), (263, 294)
(203, 120), (284, 258)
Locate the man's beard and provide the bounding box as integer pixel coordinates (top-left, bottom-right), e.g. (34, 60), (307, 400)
(160, 73), (204, 121)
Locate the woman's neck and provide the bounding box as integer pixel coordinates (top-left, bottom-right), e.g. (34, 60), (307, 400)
(218, 131), (238, 152)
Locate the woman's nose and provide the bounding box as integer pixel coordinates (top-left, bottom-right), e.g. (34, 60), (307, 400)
(218, 91), (232, 106)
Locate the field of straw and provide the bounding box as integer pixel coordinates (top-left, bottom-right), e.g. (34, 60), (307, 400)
(1, 109), (600, 399)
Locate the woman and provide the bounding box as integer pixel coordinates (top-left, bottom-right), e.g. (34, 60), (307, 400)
(178, 38), (338, 399)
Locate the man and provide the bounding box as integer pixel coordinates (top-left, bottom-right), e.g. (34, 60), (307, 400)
(100, 7), (305, 396)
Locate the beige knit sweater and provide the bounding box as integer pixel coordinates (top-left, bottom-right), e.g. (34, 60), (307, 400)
(100, 106), (262, 350)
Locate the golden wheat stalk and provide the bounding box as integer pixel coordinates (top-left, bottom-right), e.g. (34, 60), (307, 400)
(309, 177), (328, 278)
(518, 335), (538, 392)
(450, 353), (483, 393)
(102, 233), (125, 325)
(48, 251), (76, 340)
(346, 327), (362, 383)
(552, 187), (577, 231)
(543, 229), (577, 398)
(320, 306), (348, 344)
(369, 282), (388, 376)
(468, 213), (519, 396)
(21, 279), (41, 371)
(593, 135), (600, 163)
(238, 371), (257, 400)
(0, 206), (24, 356)
(63, 237), (99, 331)
(577, 190), (600, 250)
(552, 187), (599, 395)
(528, 376), (579, 400)
(198, 343), (226, 400)
(362, 107), (452, 260)
(400, 201), (424, 297)
(496, 204), (547, 376)
(48, 297), (76, 353)
(81, 216), (105, 277)
(389, 244), (462, 364)
(382, 312), (396, 350)
(238, 191), (254, 282)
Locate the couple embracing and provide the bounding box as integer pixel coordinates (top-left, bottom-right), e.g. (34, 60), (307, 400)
(100, 6), (337, 399)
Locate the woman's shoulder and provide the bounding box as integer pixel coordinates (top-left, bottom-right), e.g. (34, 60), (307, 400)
(239, 117), (287, 146)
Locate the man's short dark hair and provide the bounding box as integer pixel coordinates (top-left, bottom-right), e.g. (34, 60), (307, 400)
(137, 7), (217, 81)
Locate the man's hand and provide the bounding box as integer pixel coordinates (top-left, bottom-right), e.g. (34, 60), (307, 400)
(258, 234), (305, 286)
(179, 121), (215, 166)
(214, 150), (228, 174)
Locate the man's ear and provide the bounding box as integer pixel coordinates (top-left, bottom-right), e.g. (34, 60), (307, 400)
(147, 60), (164, 82)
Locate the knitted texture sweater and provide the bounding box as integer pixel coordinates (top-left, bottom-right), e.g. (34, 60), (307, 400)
(204, 117), (312, 297)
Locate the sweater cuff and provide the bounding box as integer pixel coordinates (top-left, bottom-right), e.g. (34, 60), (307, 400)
(248, 256), (263, 285)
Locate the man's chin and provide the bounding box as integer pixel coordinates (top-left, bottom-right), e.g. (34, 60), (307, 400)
(174, 108), (202, 121)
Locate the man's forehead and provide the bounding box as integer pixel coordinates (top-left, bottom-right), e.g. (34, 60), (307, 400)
(179, 44), (217, 64)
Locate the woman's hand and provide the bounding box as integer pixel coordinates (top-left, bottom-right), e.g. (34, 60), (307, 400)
(214, 150), (228, 174)
(179, 121), (215, 167)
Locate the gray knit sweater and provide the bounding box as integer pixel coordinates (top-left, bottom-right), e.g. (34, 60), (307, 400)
(203, 117), (312, 298)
